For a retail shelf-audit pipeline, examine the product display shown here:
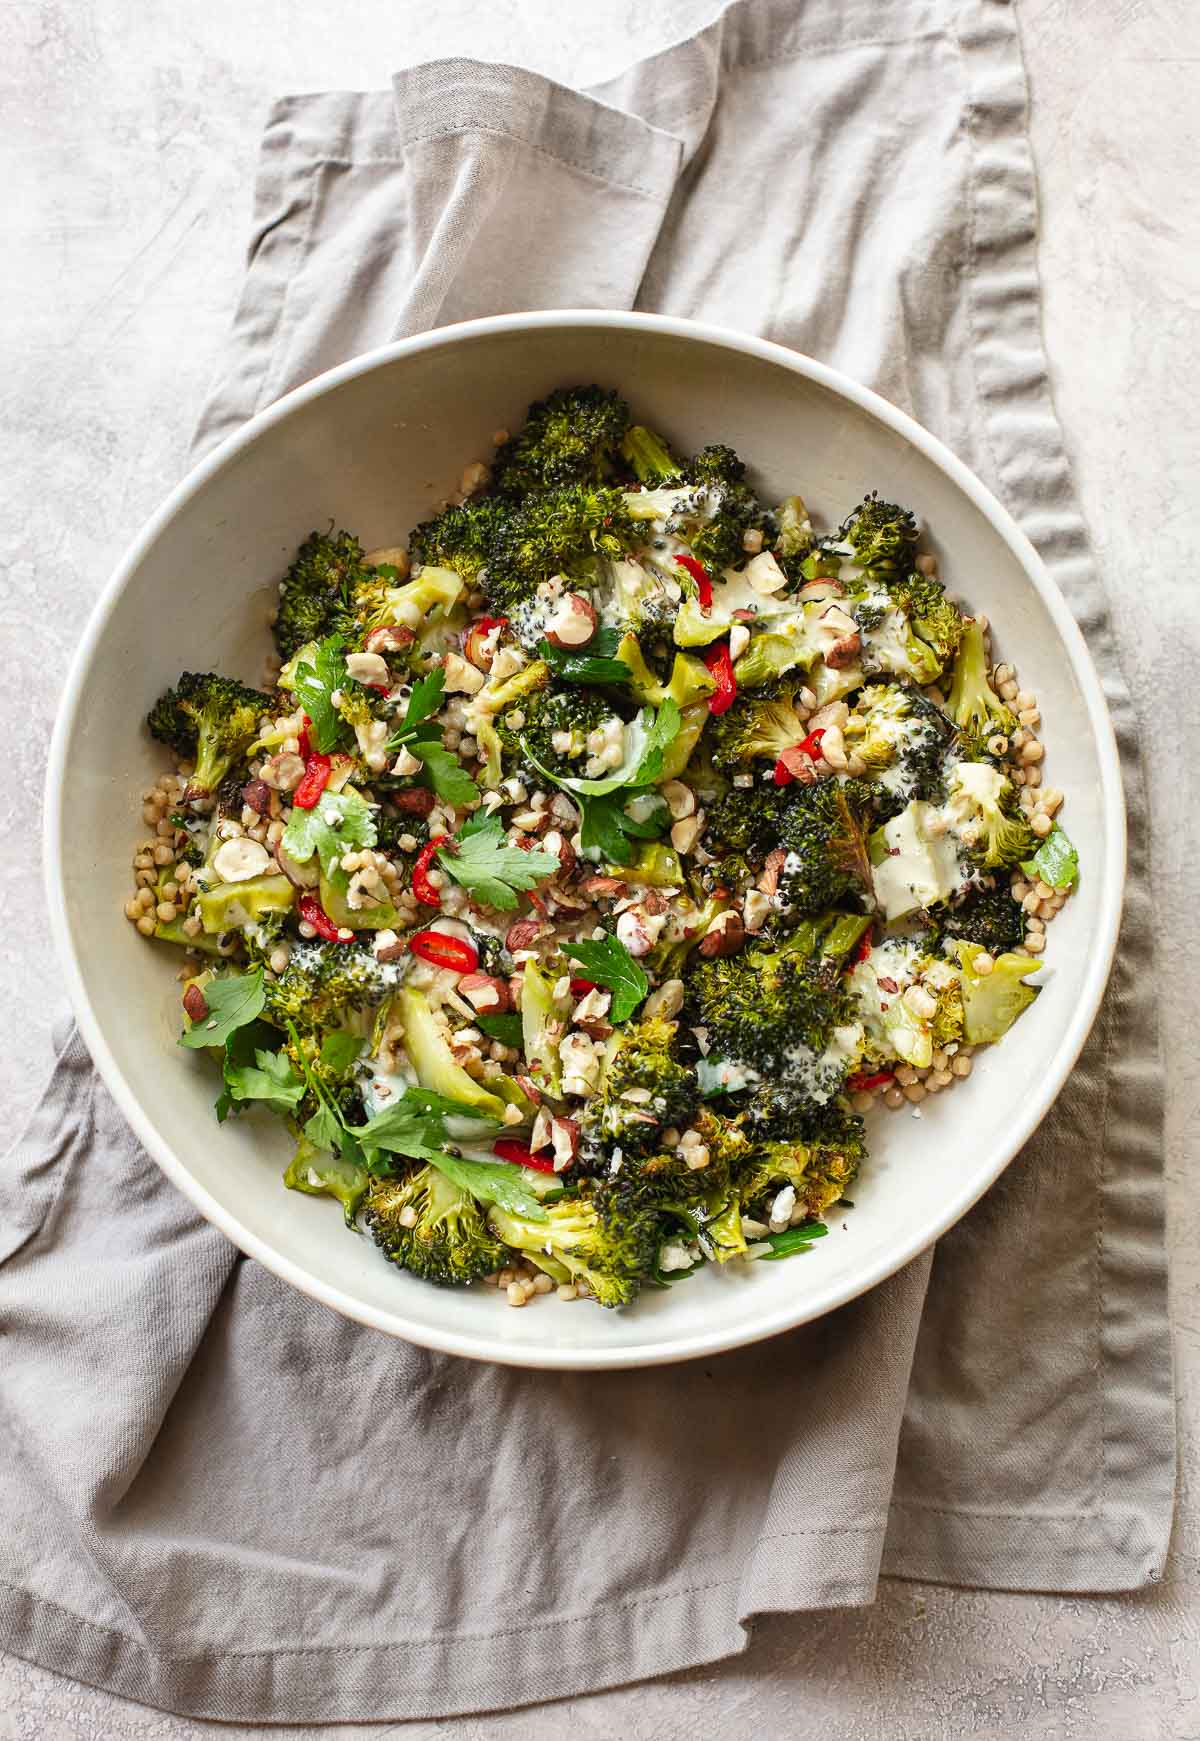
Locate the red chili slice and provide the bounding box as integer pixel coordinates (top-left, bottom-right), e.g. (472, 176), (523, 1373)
(297, 715), (313, 760)
(797, 727), (826, 758)
(493, 1138), (557, 1174)
(569, 977), (597, 997)
(853, 932), (873, 964)
(298, 894), (353, 944)
(702, 642), (737, 715)
(674, 553), (713, 611)
(408, 930), (479, 973)
(411, 836), (449, 906)
(773, 727), (826, 786)
(292, 754), (332, 809)
(847, 1069), (894, 1093)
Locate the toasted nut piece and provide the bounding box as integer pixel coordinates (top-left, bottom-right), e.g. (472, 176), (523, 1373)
(462, 618), (505, 671)
(212, 837), (273, 883)
(671, 815), (702, 854)
(743, 550), (787, 595)
(541, 828), (576, 877)
(641, 889), (669, 916)
(505, 917), (544, 953)
(458, 973), (510, 1014)
(241, 778), (272, 816)
(915, 552), (939, 577)
(364, 624), (415, 655)
(550, 1117), (580, 1172)
(260, 751), (306, 792)
(182, 984), (209, 1022)
(824, 631), (862, 669)
(365, 545), (411, 578)
(697, 909), (745, 958)
(616, 909), (657, 957)
(572, 988), (613, 1038)
(391, 745), (422, 777)
(544, 593), (598, 649)
(758, 847), (788, 897)
(798, 578), (844, 602)
(728, 623), (751, 662)
(530, 1107), (554, 1153)
(372, 929), (408, 963)
(742, 889), (771, 932)
(345, 651), (390, 687)
(516, 1074), (542, 1104)
(643, 978), (684, 1019)
(808, 700), (850, 732)
(442, 651), (485, 694)
(578, 875), (626, 899)
(660, 780), (695, 820)
(390, 787), (436, 817)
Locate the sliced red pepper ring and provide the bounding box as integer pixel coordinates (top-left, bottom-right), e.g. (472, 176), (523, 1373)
(568, 977), (597, 997)
(407, 929), (479, 974)
(674, 553), (713, 611)
(292, 753), (332, 809)
(411, 835), (449, 906)
(846, 1069), (894, 1093)
(702, 642), (737, 716)
(298, 894), (353, 944)
(773, 728), (826, 786)
(493, 1138), (557, 1174)
(797, 727), (826, 759)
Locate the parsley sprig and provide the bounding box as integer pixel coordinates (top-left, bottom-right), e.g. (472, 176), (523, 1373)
(384, 666), (480, 807)
(435, 812), (560, 912)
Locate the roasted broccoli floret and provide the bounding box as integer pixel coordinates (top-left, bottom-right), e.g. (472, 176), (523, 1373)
(840, 493), (919, 577)
(702, 783), (790, 882)
(492, 385), (632, 496)
(260, 939), (403, 1032)
(775, 776), (877, 917)
(946, 760), (1036, 870)
(938, 882), (1025, 953)
(707, 684), (812, 770)
(408, 495), (507, 589)
(146, 672), (273, 796)
(737, 1116), (863, 1221)
(488, 1188), (657, 1307)
(687, 934), (862, 1129)
(500, 683), (624, 780)
(945, 617), (1017, 746)
(683, 444), (772, 574)
(620, 424), (683, 487)
(273, 529), (369, 660)
(844, 682), (953, 818)
(948, 940), (1040, 1044)
(364, 1166), (504, 1286)
(483, 484), (643, 615)
(283, 1027), (365, 1123)
(579, 1015), (698, 1163)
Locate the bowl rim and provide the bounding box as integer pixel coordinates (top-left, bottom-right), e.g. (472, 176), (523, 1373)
(44, 308), (1126, 1370)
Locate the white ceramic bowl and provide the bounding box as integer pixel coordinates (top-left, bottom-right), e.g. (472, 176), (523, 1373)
(45, 312), (1124, 1370)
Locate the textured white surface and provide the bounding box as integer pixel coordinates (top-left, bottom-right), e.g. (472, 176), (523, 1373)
(2, 0), (1198, 1734)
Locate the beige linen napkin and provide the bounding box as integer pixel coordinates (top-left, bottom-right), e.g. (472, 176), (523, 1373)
(2, 0), (1172, 1722)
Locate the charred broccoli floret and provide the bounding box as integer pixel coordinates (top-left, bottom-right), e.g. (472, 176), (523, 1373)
(579, 1015), (698, 1163)
(840, 493), (919, 577)
(492, 385), (632, 496)
(365, 1166), (504, 1286)
(272, 529), (369, 661)
(775, 776), (877, 917)
(738, 1107), (865, 1217)
(946, 760), (1036, 870)
(707, 683), (812, 770)
(620, 424), (683, 487)
(499, 683), (624, 780)
(687, 934), (862, 1129)
(260, 939), (404, 1033)
(683, 444), (772, 574)
(146, 672), (273, 795)
(938, 882), (1025, 954)
(483, 484), (643, 615)
(945, 617), (1017, 747)
(488, 1187), (657, 1306)
(844, 682), (953, 818)
(408, 495), (508, 588)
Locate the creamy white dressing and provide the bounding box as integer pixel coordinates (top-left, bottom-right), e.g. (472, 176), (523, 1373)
(871, 800), (962, 920)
